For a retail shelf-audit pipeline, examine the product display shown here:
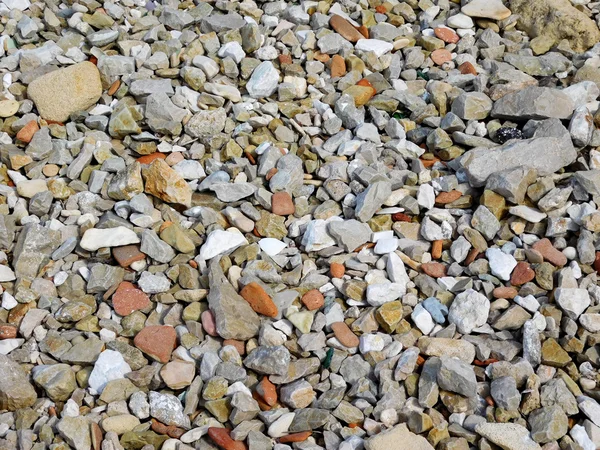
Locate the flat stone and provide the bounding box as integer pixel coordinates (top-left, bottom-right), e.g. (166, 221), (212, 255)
(0, 354), (37, 410)
(80, 227), (140, 252)
(365, 423), (434, 450)
(134, 325), (177, 363)
(475, 422), (541, 450)
(491, 87), (574, 120)
(462, 0), (511, 20)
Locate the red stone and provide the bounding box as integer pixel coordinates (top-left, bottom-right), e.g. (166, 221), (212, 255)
(532, 238), (567, 267)
(329, 14), (364, 43)
(0, 324), (17, 340)
(16, 120), (39, 144)
(137, 152), (166, 164)
(510, 261), (535, 286)
(493, 287), (518, 299)
(301, 289), (324, 311)
(271, 191), (295, 215)
(392, 212), (411, 222)
(330, 262), (345, 278)
(431, 48), (452, 65)
(421, 262), (446, 278)
(435, 190), (462, 205)
(459, 61), (477, 75)
(331, 322), (359, 348)
(112, 282), (151, 316)
(207, 428), (247, 450)
(595, 252), (600, 274)
(223, 339), (245, 355)
(134, 325), (177, 363)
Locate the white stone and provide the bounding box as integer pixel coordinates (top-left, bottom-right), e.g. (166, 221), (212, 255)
(1, 291), (16, 309)
(218, 42), (245, 64)
(447, 13), (474, 28)
(204, 82), (242, 102)
(580, 314), (600, 332)
(80, 226), (140, 251)
(246, 61), (279, 99)
(259, 238), (287, 256)
(555, 288), (591, 320)
(486, 248), (517, 281)
(412, 304), (435, 335)
(0, 338), (23, 355)
(461, 0), (511, 20)
(1, 0), (30, 11)
(359, 334), (386, 353)
(138, 271), (171, 294)
(374, 238), (398, 254)
(417, 184), (435, 210)
(268, 412), (295, 438)
(0, 265), (15, 282)
(366, 282), (404, 306)
(192, 55), (220, 78)
(199, 229), (248, 260)
(571, 424), (595, 450)
(172, 160), (206, 180)
(180, 427), (209, 444)
(508, 206), (547, 223)
(580, 397), (600, 428)
(514, 295), (540, 313)
(448, 289), (490, 334)
(302, 217), (340, 252)
(88, 350), (132, 395)
(356, 39), (393, 57)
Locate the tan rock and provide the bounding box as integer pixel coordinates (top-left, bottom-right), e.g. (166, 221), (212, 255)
(27, 61), (103, 122)
(160, 361), (195, 389)
(143, 159), (192, 207)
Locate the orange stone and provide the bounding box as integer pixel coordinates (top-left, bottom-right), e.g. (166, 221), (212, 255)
(510, 261), (535, 286)
(435, 190), (462, 205)
(431, 240), (443, 260)
(301, 289), (324, 311)
(90, 422), (103, 450)
(464, 248), (479, 265)
(314, 52), (330, 63)
(278, 54), (292, 65)
(16, 120), (39, 144)
(108, 79), (121, 96)
(331, 321), (359, 348)
(434, 27), (459, 44)
(331, 55), (346, 78)
(240, 282), (278, 318)
(532, 238), (567, 267)
(280, 432), (312, 443)
(330, 262), (345, 278)
(271, 191), (295, 215)
(137, 152), (166, 164)
(112, 282), (151, 316)
(256, 376), (278, 406)
(356, 25), (369, 39)
(375, 5), (387, 13)
(392, 212), (412, 222)
(329, 14), (365, 43)
(421, 262), (446, 278)
(431, 48), (453, 65)
(134, 325), (177, 363)
(356, 79), (374, 88)
(459, 61), (477, 75)
(207, 428), (247, 450)
(493, 286), (518, 299)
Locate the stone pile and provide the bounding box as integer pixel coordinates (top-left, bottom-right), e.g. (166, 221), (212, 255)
(2, 0), (600, 449)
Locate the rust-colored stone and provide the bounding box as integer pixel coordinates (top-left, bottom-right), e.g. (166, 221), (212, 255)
(510, 261), (535, 286)
(459, 61), (477, 75)
(256, 376), (277, 406)
(493, 286), (518, 299)
(240, 282), (278, 318)
(108, 79), (121, 96)
(301, 289), (324, 311)
(434, 27), (459, 43)
(435, 190), (462, 205)
(0, 324), (17, 339)
(331, 54), (346, 78)
(532, 238), (567, 267)
(392, 212), (412, 222)
(112, 282), (151, 316)
(16, 120), (39, 144)
(271, 191), (295, 215)
(431, 48), (452, 65)
(137, 152), (166, 164)
(421, 262), (446, 278)
(112, 244), (145, 267)
(278, 54), (292, 65)
(134, 325), (177, 363)
(431, 240), (443, 260)
(331, 321), (359, 348)
(280, 432), (312, 443)
(223, 339), (245, 355)
(330, 262), (345, 278)
(207, 427), (247, 450)
(329, 14), (364, 42)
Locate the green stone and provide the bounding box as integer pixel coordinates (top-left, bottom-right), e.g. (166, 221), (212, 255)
(255, 211), (287, 239)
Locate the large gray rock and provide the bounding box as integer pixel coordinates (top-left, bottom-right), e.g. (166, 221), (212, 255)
(451, 92), (493, 120)
(0, 354), (37, 411)
(574, 170), (600, 197)
(491, 86), (574, 120)
(490, 376), (520, 410)
(355, 179), (392, 222)
(529, 405), (568, 443)
(437, 356), (477, 397)
(459, 135), (576, 187)
(207, 258), (260, 340)
(475, 422), (542, 450)
(365, 423), (434, 450)
(57, 417), (92, 450)
(184, 108), (226, 137)
(328, 219), (372, 252)
(244, 345), (291, 376)
(12, 223), (61, 279)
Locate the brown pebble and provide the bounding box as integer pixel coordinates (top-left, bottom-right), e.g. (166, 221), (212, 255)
(112, 244), (145, 267)
(329, 14), (365, 42)
(435, 190), (462, 205)
(280, 432), (312, 444)
(595, 252), (600, 274)
(271, 191), (295, 215)
(42, 164), (60, 177)
(16, 120), (39, 144)
(331, 54), (346, 78)
(434, 27), (459, 43)
(330, 262), (345, 278)
(510, 261), (535, 286)
(256, 377), (277, 406)
(112, 283), (151, 316)
(331, 321), (359, 347)
(134, 325), (177, 363)
(392, 212), (412, 222)
(207, 427), (247, 450)
(302, 289), (324, 310)
(464, 248), (479, 265)
(493, 286), (518, 299)
(108, 79), (121, 96)
(0, 324), (17, 339)
(278, 54), (292, 65)
(532, 238), (567, 267)
(459, 61), (477, 75)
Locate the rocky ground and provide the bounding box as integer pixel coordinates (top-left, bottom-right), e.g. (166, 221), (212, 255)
(3, 0), (600, 449)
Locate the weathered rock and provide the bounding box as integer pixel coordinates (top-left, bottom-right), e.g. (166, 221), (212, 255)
(0, 354), (37, 411)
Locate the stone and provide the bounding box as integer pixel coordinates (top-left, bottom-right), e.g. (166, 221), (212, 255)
(365, 423), (434, 450)
(529, 405), (569, 443)
(491, 87), (574, 120)
(437, 356), (477, 397)
(32, 364), (77, 402)
(355, 179), (392, 222)
(88, 350), (132, 394)
(81, 226), (140, 251)
(330, 15), (364, 42)
(134, 325), (177, 363)
(149, 391), (190, 428)
(240, 282), (278, 317)
(57, 417), (92, 450)
(511, 0), (600, 53)
(144, 159), (192, 207)
(27, 62), (102, 121)
(331, 322), (360, 347)
(207, 258), (260, 340)
(0, 354), (37, 410)
(247, 61), (279, 99)
(451, 92), (493, 120)
(554, 288), (590, 320)
(112, 283), (151, 316)
(491, 376), (520, 410)
(462, 0), (511, 20)
(448, 289), (490, 334)
(199, 229), (248, 260)
(486, 248), (517, 281)
(244, 345), (290, 376)
(185, 108), (227, 137)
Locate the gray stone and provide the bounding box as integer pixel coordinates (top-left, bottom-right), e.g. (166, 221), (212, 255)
(140, 229), (176, 263)
(207, 258), (260, 340)
(491, 86), (574, 120)
(491, 376), (520, 410)
(529, 405), (569, 443)
(12, 223), (61, 279)
(475, 422), (541, 450)
(448, 289), (490, 334)
(437, 356), (477, 397)
(185, 108), (227, 137)
(486, 167), (538, 204)
(451, 92), (493, 120)
(148, 391), (191, 429)
(0, 354), (37, 411)
(32, 364), (77, 402)
(574, 170), (600, 197)
(244, 346), (290, 376)
(355, 179), (391, 222)
(57, 417), (91, 450)
(328, 219), (372, 252)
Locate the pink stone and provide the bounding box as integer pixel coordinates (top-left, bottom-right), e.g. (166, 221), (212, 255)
(201, 310), (218, 336)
